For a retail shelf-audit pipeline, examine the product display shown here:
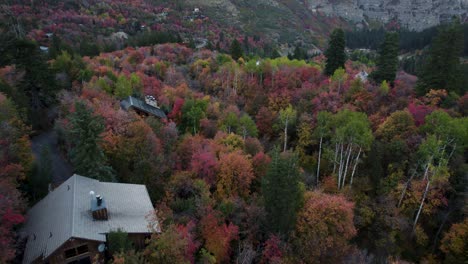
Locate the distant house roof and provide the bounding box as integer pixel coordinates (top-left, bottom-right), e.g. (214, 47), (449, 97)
(355, 70), (369, 82)
(21, 175), (158, 264)
(120, 96), (167, 119)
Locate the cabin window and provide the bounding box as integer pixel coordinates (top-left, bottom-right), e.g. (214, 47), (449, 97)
(64, 244), (89, 259)
(64, 248), (77, 259)
(77, 245), (89, 255)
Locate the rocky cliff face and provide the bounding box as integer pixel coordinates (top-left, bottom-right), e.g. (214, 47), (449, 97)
(188, 0), (467, 32)
(305, 0), (468, 31)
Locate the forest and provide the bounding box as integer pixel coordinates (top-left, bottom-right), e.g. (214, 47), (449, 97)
(0, 1), (467, 264)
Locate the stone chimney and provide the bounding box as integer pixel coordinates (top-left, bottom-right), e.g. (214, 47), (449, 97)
(91, 193), (108, 220)
(145, 95), (159, 108)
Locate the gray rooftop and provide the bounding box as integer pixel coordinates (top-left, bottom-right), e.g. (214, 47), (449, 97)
(21, 174), (158, 264)
(120, 96), (167, 119)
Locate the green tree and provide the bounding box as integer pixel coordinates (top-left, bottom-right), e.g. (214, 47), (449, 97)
(331, 68), (347, 94)
(330, 110), (374, 189)
(379, 80), (390, 95)
(313, 111), (332, 185)
(370, 32), (399, 84)
(262, 148), (304, 235)
(181, 98), (208, 134)
(279, 105), (297, 152)
(2, 39), (59, 129)
(108, 228), (134, 254)
(416, 21), (465, 95)
(324, 28), (346, 76)
(115, 75), (133, 98)
(230, 39), (243, 61)
(68, 101), (114, 181)
(292, 45), (306, 60)
(220, 111), (238, 134)
(237, 113), (258, 139)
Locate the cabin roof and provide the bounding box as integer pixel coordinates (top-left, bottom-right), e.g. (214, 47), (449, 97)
(120, 96), (167, 119)
(21, 174), (158, 264)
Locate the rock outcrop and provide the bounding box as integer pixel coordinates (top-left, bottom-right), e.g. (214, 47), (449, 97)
(305, 0), (467, 31)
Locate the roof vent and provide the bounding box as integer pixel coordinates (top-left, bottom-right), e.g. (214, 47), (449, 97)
(91, 194), (108, 221)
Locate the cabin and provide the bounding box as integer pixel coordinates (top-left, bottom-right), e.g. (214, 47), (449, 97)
(120, 95), (167, 119)
(21, 175), (159, 264)
(355, 70), (369, 82)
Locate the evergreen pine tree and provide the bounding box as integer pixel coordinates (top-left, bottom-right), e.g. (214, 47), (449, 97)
(370, 32), (399, 84)
(293, 45), (306, 60)
(68, 101), (114, 181)
(262, 147), (304, 235)
(230, 39), (243, 60)
(14, 39), (58, 128)
(416, 21), (464, 95)
(324, 28), (346, 76)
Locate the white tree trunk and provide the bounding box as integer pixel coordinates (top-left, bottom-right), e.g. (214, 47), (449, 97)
(283, 119), (288, 152)
(398, 171), (416, 208)
(338, 143), (344, 189)
(423, 157), (432, 180)
(316, 136), (323, 186)
(332, 143), (339, 175)
(349, 147), (362, 186)
(342, 144), (353, 188)
(413, 179), (431, 232)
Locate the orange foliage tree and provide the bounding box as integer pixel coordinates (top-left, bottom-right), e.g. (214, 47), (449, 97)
(216, 151), (254, 199)
(293, 191), (357, 263)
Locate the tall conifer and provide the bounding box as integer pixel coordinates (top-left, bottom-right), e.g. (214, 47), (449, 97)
(324, 28), (346, 76)
(416, 21), (464, 95)
(370, 32), (399, 84)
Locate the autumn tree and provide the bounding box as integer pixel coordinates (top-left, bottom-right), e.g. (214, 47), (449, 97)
(370, 32), (399, 84)
(105, 119), (163, 194)
(262, 148), (304, 235)
(440, 218), (468, 264)
(216, 151), (254, 199)
(260, 235), (284, 264)
(324, 28), (346, 76)
(199, 211), (239, 263)
(145, 224), (193, 264)
(376, 110), (416, 142)
(68, 101), (114, 181)
(293, 191), (356, 263)
(278, 105), (297, 152)
(145, 219), (199, 263)
(0, 94), (29, 262)
(409, 111), (467, 230)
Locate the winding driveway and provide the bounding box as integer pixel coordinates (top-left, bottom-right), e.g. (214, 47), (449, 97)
(31, 130), (73, 185)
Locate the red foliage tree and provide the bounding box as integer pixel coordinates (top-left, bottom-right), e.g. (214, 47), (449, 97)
(199, 210), (239, 263)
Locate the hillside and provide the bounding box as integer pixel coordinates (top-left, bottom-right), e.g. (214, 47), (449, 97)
(178, 0), (468, 42)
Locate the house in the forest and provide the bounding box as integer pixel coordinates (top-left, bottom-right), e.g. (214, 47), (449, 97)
(21, 174), (159, 264)
(120, 95), (167, 119)
(355, 70), (369, 82)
